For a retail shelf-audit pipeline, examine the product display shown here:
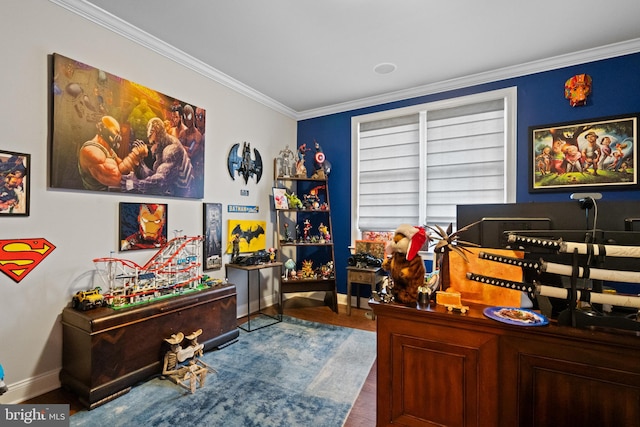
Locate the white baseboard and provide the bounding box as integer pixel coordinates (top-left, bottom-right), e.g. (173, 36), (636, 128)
(0, 368), (61, 404)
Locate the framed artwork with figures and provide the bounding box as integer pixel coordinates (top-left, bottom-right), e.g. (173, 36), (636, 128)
(530, 114), (637, 192)
(0, 150), (29, 216)
(50, 53), (205, 199)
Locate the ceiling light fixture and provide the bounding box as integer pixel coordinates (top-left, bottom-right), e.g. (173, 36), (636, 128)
(373, 63), (397, 75)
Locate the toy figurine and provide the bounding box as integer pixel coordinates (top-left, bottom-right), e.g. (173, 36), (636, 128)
(277, 145), (295, 177)
(268, 247), (277, 262)
(301, 260), (315, 278)
(0, 363), (7, 395)
(284, 258), (296, 279)
(318, 223), (330, 242)
(285, 192), (303, 209)
(319, 261), (334, 279)
(296, 144), (310, 178)
(231, 233), (240, 262)
(311, 140), (331, 179)
(303, 185), (324, 209)
(303, 219), (312, 241)
(283, 223), (292, 242)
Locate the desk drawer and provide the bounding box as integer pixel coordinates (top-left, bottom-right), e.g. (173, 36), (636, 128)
(348, 270), (375, 284)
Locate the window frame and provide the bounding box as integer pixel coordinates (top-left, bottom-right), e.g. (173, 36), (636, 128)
(350, 87), (518, 245)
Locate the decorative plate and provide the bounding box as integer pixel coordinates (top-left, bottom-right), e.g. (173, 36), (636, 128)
(483, 306), (549, 327)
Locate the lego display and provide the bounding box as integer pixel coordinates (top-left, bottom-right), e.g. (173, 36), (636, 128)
(227, 141), (263, 184)
(73, 235), (223, 310)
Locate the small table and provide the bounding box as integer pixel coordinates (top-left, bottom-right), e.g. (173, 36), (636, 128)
(346, 266), (385, 318)
(225, 262), (283, 332)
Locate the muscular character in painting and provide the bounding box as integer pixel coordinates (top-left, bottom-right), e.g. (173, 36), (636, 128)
(77, 116), (148, 191)
(122, 117), (194, 197)
(178, 104), (204, 172)
(121, 203), (167, 250)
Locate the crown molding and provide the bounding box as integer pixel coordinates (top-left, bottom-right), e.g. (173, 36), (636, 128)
(51, 1), (640, 122)
(297, 38), (640, 120)
(50, 0), (298, 119)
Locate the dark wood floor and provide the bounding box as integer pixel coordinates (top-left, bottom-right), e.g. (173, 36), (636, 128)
(22, 297), (377, 426)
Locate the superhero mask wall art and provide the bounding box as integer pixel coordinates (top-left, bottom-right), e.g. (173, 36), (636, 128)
(564, 74), (592, 107)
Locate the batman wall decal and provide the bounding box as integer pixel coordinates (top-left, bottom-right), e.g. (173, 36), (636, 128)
(227, 141), (263, 184)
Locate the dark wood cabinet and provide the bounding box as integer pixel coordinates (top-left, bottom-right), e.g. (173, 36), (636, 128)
(372, 301), (640, 427)
(60, 284), (239, 409)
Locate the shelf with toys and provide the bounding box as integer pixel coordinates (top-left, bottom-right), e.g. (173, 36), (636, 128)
(273, 143), (337, 313)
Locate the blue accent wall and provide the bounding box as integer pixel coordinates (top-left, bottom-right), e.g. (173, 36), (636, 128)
(298, 52), (640, 295)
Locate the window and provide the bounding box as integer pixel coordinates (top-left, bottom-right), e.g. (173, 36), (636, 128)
(351, 87), (517, 244)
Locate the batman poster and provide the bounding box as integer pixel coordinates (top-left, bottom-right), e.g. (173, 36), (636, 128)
(227, 219), (267, 253)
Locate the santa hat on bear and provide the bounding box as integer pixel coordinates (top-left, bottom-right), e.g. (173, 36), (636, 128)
(395, 224), (428, 261)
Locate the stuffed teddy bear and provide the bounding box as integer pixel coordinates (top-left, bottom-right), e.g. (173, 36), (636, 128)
(381, 224), (428, 304)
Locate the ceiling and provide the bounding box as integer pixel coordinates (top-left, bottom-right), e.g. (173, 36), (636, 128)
(63, 0), (640, 118)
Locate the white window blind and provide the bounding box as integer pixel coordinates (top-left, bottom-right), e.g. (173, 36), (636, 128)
(352, 88), (516, 241)
(425, 100), (505, 228)
(358, 114), (420, 230)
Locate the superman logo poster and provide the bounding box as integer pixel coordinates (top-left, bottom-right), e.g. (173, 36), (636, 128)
(0, 238), (56, 283)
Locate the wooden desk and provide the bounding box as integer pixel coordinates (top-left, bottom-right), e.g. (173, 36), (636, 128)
(346, 266), (385, 316)
(60, 284), (238, 409)
(225, 262), (282, 331)
(372, 300), (640, 426)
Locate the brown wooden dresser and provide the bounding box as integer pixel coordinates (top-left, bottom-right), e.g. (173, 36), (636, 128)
(372, 300), (640, 427)
(60, 284), (238, 409)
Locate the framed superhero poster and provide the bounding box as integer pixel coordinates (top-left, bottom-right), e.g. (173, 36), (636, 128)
(119, 202), (168, 251)
(50, 53), (205, 199)
(530, 114), (637, 192)
(203, 203), (222, 270)
(0, 150), (29, 216)
(227, 219), (266, 254)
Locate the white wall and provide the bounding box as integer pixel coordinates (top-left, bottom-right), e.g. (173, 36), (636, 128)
(0, 0), (296, 403)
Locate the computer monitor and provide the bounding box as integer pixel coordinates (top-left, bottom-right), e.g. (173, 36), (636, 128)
(479, 217), (552, 248)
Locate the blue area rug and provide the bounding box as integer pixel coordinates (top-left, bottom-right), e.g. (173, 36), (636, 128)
(70, 316), (376, 427)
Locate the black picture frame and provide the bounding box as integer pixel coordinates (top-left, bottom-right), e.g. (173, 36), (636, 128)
(529, 113), (638, 193)
(50, 53), (205, 199)
(0, 150), (30, 216)
(203, 203), (222, 270)
(119, 202), (168, 251)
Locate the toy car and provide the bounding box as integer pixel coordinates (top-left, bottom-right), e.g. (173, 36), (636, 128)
(445, 304), (470, 314)
(233, 250), (272, 266)
(72, 287), (104, 311)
